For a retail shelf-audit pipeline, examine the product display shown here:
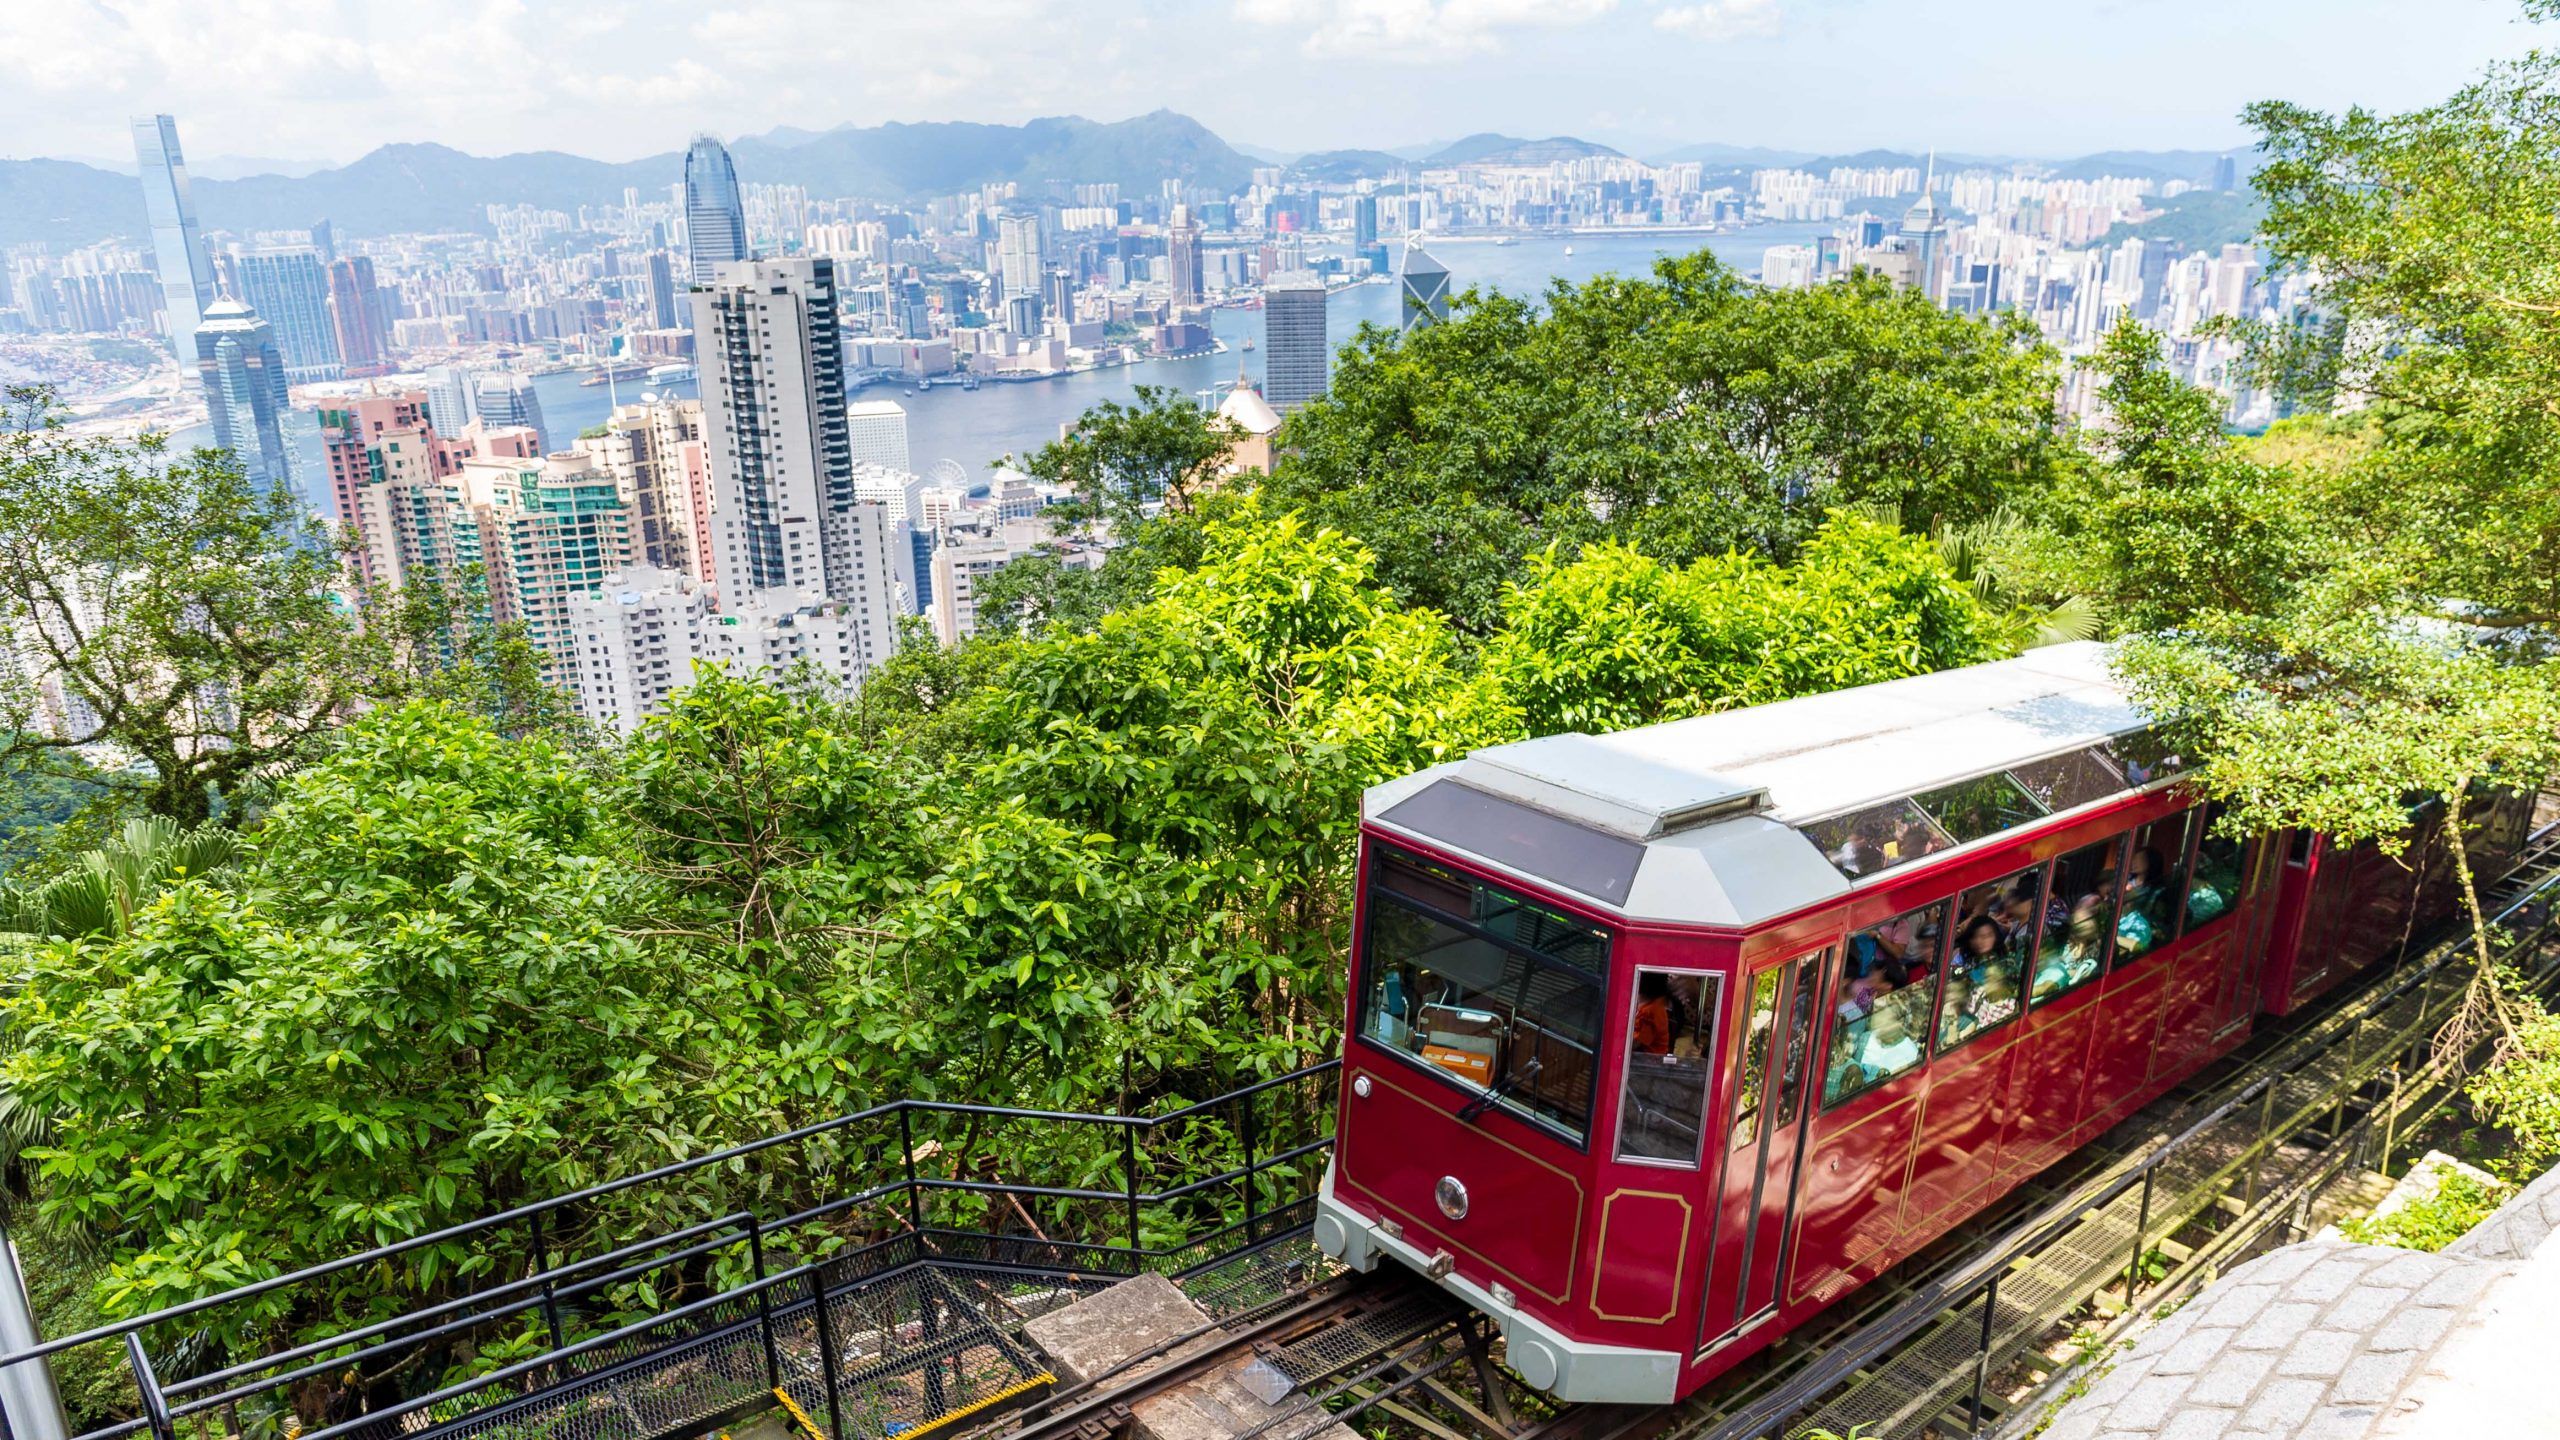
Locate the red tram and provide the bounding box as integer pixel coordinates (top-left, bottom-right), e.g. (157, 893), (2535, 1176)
(1310, 642), (2522, 1403)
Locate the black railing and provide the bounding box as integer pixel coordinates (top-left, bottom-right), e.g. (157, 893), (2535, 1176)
(3, 1059), (1341, 1440)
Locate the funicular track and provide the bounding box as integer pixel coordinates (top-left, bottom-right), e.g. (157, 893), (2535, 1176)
(16, 824), (2560, 1440)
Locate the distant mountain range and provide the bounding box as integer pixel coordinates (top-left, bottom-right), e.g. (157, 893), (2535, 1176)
(0, 110), (1258, 249)
(0, 110), (2264, 251)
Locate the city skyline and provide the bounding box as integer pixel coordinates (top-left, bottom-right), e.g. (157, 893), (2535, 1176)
(2, 1), (2544, 168)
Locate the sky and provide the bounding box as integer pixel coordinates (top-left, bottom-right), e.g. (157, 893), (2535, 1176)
(0, 0), (2549, 169)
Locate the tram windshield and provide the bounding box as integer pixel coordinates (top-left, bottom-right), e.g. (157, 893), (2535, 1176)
(1359, 844), (1610, 1142)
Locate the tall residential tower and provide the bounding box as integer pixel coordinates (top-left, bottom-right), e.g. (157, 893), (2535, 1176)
(689, 257), (898, 672)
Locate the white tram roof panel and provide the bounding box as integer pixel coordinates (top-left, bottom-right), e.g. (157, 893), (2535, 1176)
(1462, 642), (2135, 829)
(1365, 643), (2161, 929)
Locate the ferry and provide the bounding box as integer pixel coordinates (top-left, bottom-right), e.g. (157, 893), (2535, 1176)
(645, 363), (696, 384)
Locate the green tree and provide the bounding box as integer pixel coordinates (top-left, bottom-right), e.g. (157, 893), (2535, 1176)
(0, 389), (384, 823)
(2237, 25), (2560, 631)
(2103, 6), (2560, 1062)
(1266, 255), (2069, 632)
(1477, 512), (2011, 737)
(0, 388), (564, 826)
(2077, 318), (2307, 631)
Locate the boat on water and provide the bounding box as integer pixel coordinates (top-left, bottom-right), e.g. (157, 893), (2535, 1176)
(1494, 236), (1517, 247)
(645, 363), (695, 384)
(580, 363), (650, 387)
(1564, 244), (1576, 256)
(1242, 337), (1256, 351)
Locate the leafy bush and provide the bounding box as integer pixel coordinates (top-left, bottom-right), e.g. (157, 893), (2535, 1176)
(2339, 1168), (2509, 1252)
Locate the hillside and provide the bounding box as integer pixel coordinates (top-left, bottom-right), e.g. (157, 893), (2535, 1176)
(1423, 133), (1623, 166)
(2099, 188), (2266, 252)
(0, 110), (1258, 247)
(1288, 149), (1410, 184)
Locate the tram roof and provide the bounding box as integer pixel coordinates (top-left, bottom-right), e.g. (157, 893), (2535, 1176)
(1365, 642), (2165, 929)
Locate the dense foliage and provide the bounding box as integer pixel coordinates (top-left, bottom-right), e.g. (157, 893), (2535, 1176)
(1216, 255), (2066, 634)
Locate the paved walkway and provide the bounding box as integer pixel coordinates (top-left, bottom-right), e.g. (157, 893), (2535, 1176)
(2039, 1163), (2560, 1440)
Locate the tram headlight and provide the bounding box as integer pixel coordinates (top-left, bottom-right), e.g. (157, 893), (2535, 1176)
(1435, 1175), (1469, 1220)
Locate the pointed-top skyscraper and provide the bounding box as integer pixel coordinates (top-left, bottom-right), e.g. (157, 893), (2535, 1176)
(1900, 151), (1947, 304)
(131, 115), (217, 362)
(1398, 240), (1451, 332)
(684, 136), (748, 286)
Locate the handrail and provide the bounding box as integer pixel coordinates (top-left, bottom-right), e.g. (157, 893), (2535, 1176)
(0, 1057), (1340, 1369)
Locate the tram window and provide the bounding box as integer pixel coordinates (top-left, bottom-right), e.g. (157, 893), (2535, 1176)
(1773, 952), (1823, 1130)
(1913, 773), (2048, 846)
(2010, 745), (2129, 814)
(1361, 847), (1609, 1142)
(1823, 900), (1948, 1108)
(1618, 970), (1723, 1166)
(1939, 865), (2040, 1051)
(2032, 838), (2122, 1003)
(2102, 729), (2187, 787)
(1726, 968), (1782, 1151)
(2114, 810), (2193, 965)
(1802, 799), (1955, 879)
(2189, 803), (2246, 931)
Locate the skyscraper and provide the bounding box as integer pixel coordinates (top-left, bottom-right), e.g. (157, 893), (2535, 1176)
(192, 299), (294, 494)
(1263, 272), (1328, 414)
(231, 249), (341, 381)
(1167, 204), (1203, 310)
(646, 249), (679, 329)
(1900, 155), (1948, 304)
(130, 115), (216, 362)
(1353, 195), (1379, 251)
(422, 366), (475, 437)
(684, 137), (748, 286)
(995, 212), (1043, 314)
(1398, 243), (1451, 332)
(327, 257), (391, 374)
(846, 400), (911, 472)
(689, 256), (898, 673)
(472, 372), (550, 452)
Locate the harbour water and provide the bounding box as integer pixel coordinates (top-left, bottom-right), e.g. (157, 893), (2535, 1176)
(192, 225), (1832, 512)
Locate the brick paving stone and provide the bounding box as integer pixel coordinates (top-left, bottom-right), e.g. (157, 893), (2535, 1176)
(2365, 1252), (2443, 1288)
(2412, 1261), (2499, 1308)
(2184, 1348), (2278, 1407)
(2324, 1284), (2412, 1330)
(2152, 1326), (2239, 1376)
(2301, 1402), (2384, 1439)
(2277, 1328), (2360, 1378)
(2291, 1254), (2379, 1303)
(2236, 1246), (2322, 1284)
(2237, 1376), (2326, 1432)
(2330, 1350), (2416, 1407)
(2158, 1408), (2238, 1440)
(2037, 1412), (2102, 1440)
(2367, 1303), (2457, 1354)
(2230, 1299), (2319, 1349)
(2104, 1373), (2191, 1430)
(2200, 1282), (2283, 1328)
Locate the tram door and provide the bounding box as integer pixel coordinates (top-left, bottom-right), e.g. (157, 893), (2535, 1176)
(2218, 832), (2289, 1038)
(1699, 947), (1829, 1355)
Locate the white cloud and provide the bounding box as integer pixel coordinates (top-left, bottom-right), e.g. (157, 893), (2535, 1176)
(1233, 0), (1617, 61)
(1653, 0), (1782, 40)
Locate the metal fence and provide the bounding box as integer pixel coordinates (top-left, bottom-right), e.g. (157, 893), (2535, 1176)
(1, 1062), (1341, 1440)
